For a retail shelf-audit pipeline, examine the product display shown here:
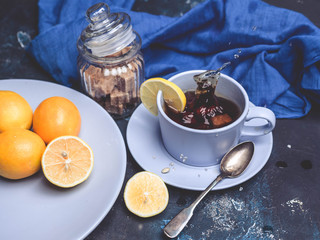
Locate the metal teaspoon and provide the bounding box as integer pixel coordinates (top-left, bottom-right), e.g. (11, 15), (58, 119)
(163, 141), (255, 238)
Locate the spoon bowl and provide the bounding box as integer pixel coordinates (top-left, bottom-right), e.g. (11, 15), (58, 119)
(220, 141), (254, 177)
(163, 141), (255, 238)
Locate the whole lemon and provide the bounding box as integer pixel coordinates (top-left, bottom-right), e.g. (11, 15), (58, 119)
(33, 96), (81, 144)
(0, 91), (33, 133)
(0, 129), (46, 180)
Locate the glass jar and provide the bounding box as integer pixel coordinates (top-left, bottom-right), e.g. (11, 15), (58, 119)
(77, 3), (144, 119)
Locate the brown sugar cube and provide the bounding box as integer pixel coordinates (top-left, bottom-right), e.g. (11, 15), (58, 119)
(92, 67), (108, 93)
(84, 66), (117, 96)
(110, 88), (130, 105)
(107, 49), (123, 57)
(111, 64), (136, 93)
(100, 69), (116, 95)
(118, 75), (135, 93)
(104, 46), (131, 58)
(121, 46), (132, 55)
(84, 65), (104, 97)
(93, 87), (107, 99)
(211, 114), (232, 128)
(84, 64), (94, 75)
(105, 100), (124, 115)
(86, 65), (102, 85)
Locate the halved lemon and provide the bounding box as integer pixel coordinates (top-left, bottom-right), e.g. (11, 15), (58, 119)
(124, 171), (169, 218)
(140, 77), (186, 116)
(41, 136), (94, 188)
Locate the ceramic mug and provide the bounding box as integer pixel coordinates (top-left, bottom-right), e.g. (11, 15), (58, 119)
(156, 70), (276, 167)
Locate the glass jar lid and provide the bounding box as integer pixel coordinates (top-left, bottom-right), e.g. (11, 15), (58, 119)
(79, 3), (136, 57)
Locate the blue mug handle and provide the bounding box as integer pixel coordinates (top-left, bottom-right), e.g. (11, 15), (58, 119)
(241, 106), (276, 136)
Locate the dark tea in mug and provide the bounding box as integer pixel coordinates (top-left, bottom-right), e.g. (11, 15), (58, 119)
(165, 90), (241, 130)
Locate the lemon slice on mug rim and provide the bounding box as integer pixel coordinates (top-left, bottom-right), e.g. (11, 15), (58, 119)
(140, 77), (186, 116)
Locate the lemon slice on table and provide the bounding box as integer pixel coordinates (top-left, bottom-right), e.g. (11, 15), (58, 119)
(140, 77), (186, 116)
(42, 136), (94, 188)
(124, 171), (169, 218)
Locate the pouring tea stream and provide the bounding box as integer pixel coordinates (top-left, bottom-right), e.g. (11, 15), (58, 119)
(163, 141), (255, 238)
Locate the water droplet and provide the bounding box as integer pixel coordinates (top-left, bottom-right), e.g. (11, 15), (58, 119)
(228, 41), (232, 45)
(252, 26), (257, 31)
(190, 2), (200, 8)
(301, 160), (312, 169)
(276, 161), (288, 168)
(238, 49), (242, 54)
(239, 186), (243, 191)
(17, 31), (31, 48)
(287, 144), (292, 149)
(161, 167), (170, 174)
(169, 162), (174, 166)
(234, 54), (240, 59)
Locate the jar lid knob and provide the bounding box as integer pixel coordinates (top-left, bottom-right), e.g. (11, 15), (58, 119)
(78, 2), (138, 57)
(86, 2), (110, 24)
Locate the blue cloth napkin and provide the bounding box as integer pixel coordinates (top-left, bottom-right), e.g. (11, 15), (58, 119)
(28, 0), (320, 118)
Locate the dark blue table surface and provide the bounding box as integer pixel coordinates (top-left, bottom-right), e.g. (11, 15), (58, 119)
(1, 0), (319, 239)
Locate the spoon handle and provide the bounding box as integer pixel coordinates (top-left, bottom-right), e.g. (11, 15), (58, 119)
(163, 174), (224, 238)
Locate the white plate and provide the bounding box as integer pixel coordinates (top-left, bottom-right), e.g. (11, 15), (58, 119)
(127, 104), (273, 191)
(0, 79), (126, 240)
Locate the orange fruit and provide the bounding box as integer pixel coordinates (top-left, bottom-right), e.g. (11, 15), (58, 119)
(33, 96), (81, 144)
(0, 129), (46, 180)
(124, 171), (169, 218)
(0, 90), (33, 133)
(41, 136), (94, 188)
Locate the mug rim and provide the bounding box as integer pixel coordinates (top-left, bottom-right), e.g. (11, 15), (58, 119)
(156, 70), (249, 134)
